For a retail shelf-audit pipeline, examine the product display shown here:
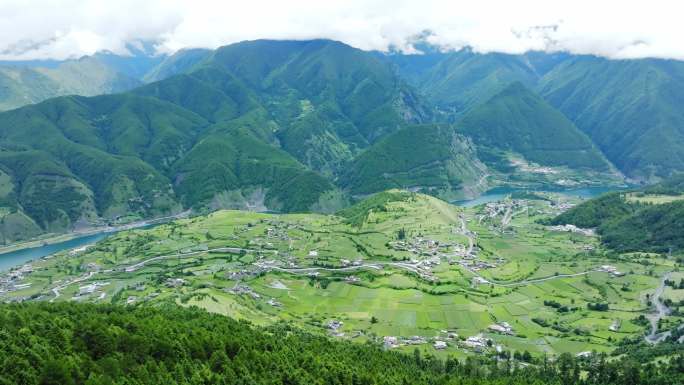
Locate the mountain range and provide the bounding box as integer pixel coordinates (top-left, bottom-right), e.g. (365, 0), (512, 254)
(0, 39), (683, 243)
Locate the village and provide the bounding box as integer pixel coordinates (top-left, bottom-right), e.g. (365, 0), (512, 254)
(0, 191), (676, 360)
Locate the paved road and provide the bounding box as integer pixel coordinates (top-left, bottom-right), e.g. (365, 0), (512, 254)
(645, 272), (673, 344)
(50, 271), (96, 301)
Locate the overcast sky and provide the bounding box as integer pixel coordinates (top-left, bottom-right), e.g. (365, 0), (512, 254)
(1, 0), (682, 61)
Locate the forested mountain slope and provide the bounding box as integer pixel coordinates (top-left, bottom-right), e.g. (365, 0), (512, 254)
(0, 302), (682, 385)
(203, 39), (430, 176)
(0, 89), (336, 242)
(0, 40), (433, 242)
(389, 49), (684, 181)
(538, 56), (684, 180)
(550, 175), (684, 252)
(0, 56), (143, 111)
(342, 124), (486, 198)
(456, 82), (610, 171)
(5, 39), (684, 243)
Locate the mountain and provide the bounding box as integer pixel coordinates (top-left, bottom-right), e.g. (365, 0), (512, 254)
(0, 58), (140, 112)
(538, 56), (684, 181)
(204, 39), (430, 176)
(143, 48), (212, 83)
(342, 124), (486, 199)
(456, 82), (611, 171)
(8, 39), (684, 243)
(387, 49), (566, 117)
(0, 39), (438, 242)
(388, 49), (684, 181)
(0, 53), (166, 112)
(0, 89), (337, 242)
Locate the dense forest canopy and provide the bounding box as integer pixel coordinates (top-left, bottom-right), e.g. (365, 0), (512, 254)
(0, 302), (682, 385)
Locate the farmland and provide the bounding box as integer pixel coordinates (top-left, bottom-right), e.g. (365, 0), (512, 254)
(1, 190), (681, 358)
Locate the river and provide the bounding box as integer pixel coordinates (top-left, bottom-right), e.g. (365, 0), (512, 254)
(0, 232), (110, 272)
(0, 212), (189, 272)
(453, 185), (620, 208)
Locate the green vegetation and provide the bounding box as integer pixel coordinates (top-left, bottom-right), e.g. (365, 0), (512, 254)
(4, 191), (680, 360)
(539, 57), (684, 180)
(0, 39), (435, 242)
(2, 302), (683, 385)
(391, 49), (684, 180)
(337, 190), (417, 226)
(550, 177), (684, 252)
(342, 124), (485, 197)
(0, 53), (161, 111)
(457, 82), (609, 171)
(389, 50), (541, 115)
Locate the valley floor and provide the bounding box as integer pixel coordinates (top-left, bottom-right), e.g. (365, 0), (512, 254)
(1, 191), (681, 358)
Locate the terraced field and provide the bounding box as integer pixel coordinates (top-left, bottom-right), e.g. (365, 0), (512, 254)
(1, 191), (681, 358)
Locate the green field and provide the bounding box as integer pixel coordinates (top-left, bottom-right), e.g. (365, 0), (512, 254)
(625, 193), (684, 204)
(2, 191), (681, 358)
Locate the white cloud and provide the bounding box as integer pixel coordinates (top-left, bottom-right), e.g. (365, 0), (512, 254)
(0, 0), (682, 60)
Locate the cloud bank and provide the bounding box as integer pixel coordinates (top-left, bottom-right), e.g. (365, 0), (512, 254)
(1, 0), (682, 60)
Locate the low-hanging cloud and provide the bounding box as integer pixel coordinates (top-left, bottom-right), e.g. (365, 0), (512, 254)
(0, 0), (681, 60)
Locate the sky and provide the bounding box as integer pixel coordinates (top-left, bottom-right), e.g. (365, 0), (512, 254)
(1, 0), (682, 61)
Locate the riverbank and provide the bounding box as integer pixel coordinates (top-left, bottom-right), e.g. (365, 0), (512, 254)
(0, 211), (192, 256)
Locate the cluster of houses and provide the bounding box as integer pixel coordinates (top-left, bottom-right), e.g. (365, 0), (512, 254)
(226, 283), (260, 299)
(327, 319), (344, 337)
(548, 224), (595, 237)
(598, 265), (625, 277)
(77, 281), (109, 297)
(389, 237), (453, 257)
(226, 283), (285, 310)
(454, 257), (500, 272)
(339, 258), (363, 267)
(0, 264), (34, 294)
(165, 278), (187, 288)
(267, 298), (282, 307)
(383, 330), (460, 350)
(383, 335), (427, 349)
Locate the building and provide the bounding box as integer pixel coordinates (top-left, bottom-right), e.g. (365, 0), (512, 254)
(434, 340), (447, 349)
(489, 322), (514, 335)
(165, 278), (186, 288)
(384, 336), (399, 349)
(327, 320), (343, 331)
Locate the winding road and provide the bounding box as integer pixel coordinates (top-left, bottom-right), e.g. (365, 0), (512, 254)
(645, 272), (673, 344)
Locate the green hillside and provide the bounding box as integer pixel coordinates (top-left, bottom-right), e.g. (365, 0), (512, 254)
(0, 39), (437, 242)
(4, 190), (684, 378)
(390, 50), (684, 180)
(2, 302), (681, 385)
(142, 48), (212, 83)
(388, 50), (542, 116)
(0, 56), (145, 111)
(206, 39), (430, 175)
(8, 41), (684, 244)
(550, 176), (684, 252)
(538, 56), (684, 180)
(0, 90), (336, 242)
(342, 124), (486, 198)
(457, 82), (610, 171)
